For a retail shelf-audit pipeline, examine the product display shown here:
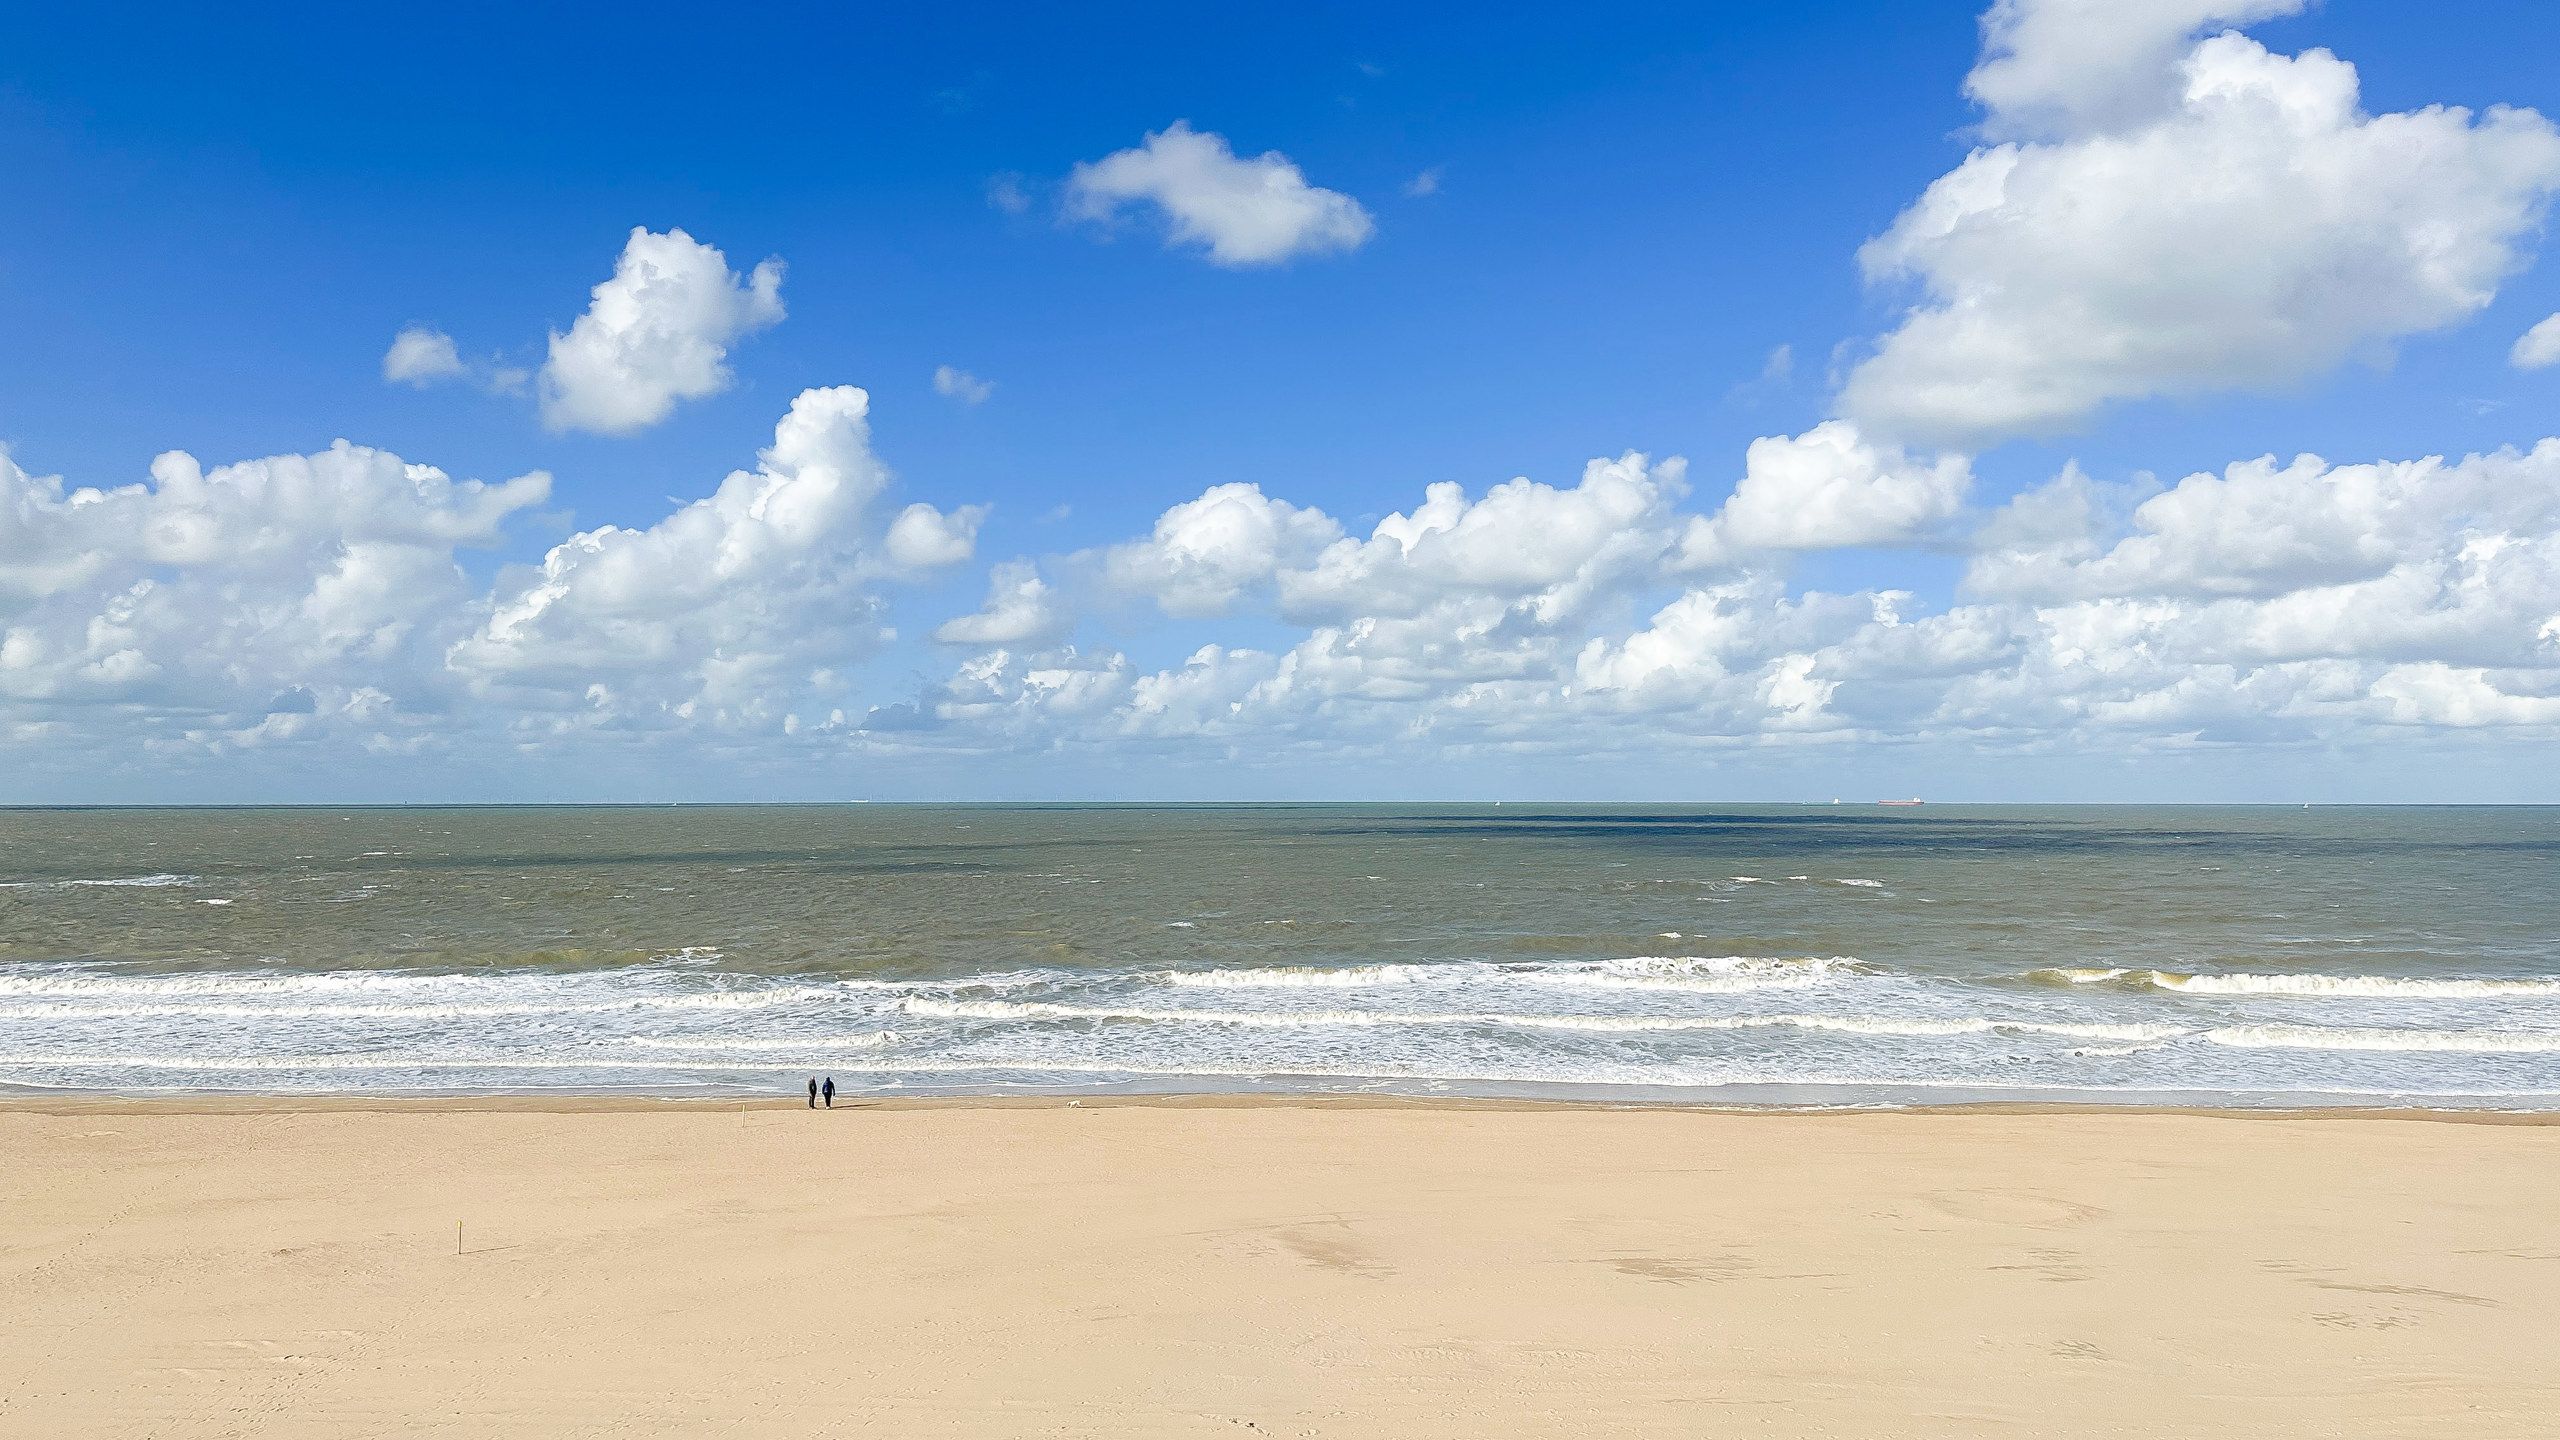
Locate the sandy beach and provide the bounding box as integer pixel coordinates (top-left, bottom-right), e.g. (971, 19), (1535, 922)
(4, 1099), (2555, 1438)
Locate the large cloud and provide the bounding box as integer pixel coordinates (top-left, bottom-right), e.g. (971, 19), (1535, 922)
(1965, 441), (2560, 683)
(11, 415), (2560, 788)
(0, 385), (981, 764)
(912, 451), (1890, 749)
(910, 427), (2560, 766)
(454, 386), (977, 725)
(1840, 27), (2560, 448)
(1066, 121), (1374, 267)
(1278, 454), (1690, 623)
(538, 228), (787, 436)
(0, 440), (547, 750)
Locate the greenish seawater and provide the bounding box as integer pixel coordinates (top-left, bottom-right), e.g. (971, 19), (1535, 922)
(2, 804), (2555, 1105)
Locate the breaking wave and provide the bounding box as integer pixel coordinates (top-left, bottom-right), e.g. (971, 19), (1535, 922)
(0, 873), (199, 890)
(1158, 963), (1448, 989)
(623, 1031), (904, 1053)
(1151, 955), (1869, 995)
(2031, 967), (2560, 999)
(1531, 956), (1872, 993)
(2204, 1024), (2560, 1054)
(6, 919), (2555, 1103)
(904, 995), (2181, 1042)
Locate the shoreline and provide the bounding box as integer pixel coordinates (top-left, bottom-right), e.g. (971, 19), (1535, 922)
(10, 1087), (2560, 1124)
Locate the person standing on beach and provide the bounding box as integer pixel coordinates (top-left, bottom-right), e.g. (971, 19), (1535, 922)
(821, 1077), (836, 1109)
(807, 1077), (818, 1108)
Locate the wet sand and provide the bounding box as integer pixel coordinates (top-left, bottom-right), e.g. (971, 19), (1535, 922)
(5, 1097), (2555, 1437)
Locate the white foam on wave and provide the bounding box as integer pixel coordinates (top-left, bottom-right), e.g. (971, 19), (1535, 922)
(0, 960), (1046, 1014)
(0, 999), (605, 1022)
(11, 1046), (2558, 1102)
(0, 986), (868, 1022)
(1153, 955), (1869, 995)
(0, 873), (199, 890)
(2204, 1024), (2560, 1054)
(0, 968), (818, 1003)
(2033, 967), (2560, 999)
(1159, 963), (1449, 989)
(0, 1051), (906, 1074)
(1836, 878), (1886, 888)
(0, 970), (482, 998)
(624, 1031), (903, 1053)
(36, 1048), (2552, 1105)
(0, 1050), (1644, 1085)
(903, 995), (2183, 1042)
(21, 947), (2556, 1101)
(1531, 955), (1872, 993)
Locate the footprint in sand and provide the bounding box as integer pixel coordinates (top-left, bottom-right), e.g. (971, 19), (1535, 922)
(2312, 1310), (2418, 1331)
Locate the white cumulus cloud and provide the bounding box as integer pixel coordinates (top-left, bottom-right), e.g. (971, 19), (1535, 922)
(1066, 121), (1374, 267)
(538, 227), (787, 436)
(1280, 453), (1691, 624)
(2513, 313), (2560, 370)
(1101, 482), (1345, 617)
(0, 440), (547, 749)
(1841, 26), (2560, 448)
(1964, 0), (2309, 140)
(905, 419), (2560, 773)
(934, 562), (1070, 648)
(883, 501), (986, 573)
(1694, 422), (1972, 555)
(381, 327), (466, 387)
(454, 386), (959, 722)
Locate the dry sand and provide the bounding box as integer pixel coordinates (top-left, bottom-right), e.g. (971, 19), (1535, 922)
(4, 1097), (2555, 1437)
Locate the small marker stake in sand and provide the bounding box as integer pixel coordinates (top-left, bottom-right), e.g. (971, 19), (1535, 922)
(456, 1220), (463, 1256)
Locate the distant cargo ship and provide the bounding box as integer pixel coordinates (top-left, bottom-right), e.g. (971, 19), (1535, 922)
(1876, 798), (1924, 806)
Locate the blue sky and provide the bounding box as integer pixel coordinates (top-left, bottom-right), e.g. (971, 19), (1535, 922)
(5, 1), (2560, 802)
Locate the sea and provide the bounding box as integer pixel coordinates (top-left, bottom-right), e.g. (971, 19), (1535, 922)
(3, 804), (2556, 1108)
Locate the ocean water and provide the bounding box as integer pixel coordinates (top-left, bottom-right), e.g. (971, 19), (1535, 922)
(2, 804), (2556, 1107)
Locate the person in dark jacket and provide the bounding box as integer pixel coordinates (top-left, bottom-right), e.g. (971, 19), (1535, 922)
(807, 1077), (818, 1108)
(821, 1076), (836, 1108)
